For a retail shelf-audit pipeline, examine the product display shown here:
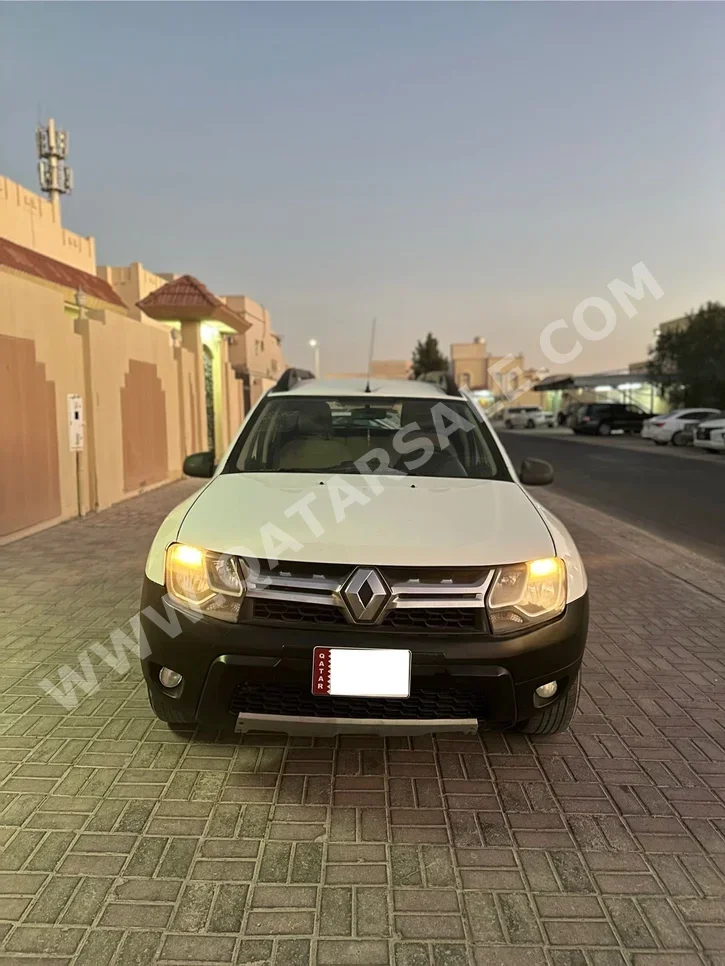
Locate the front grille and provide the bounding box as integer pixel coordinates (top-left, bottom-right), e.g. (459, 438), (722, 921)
(230, 681), (486, 720)
(249, 599), (480, 632)
(251, 560), (351, 580)
(382, 566), (489, 585)
(697, 428), (711, 440)
(245, 560), (491, 634)
(251, 600), (347, 626)
(247, 561), (489, 586)
(381, 607), (479, 631)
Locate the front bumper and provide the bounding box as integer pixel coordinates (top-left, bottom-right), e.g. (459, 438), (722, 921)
(694, 434), (725, 451)
(139, 577), (589, 733)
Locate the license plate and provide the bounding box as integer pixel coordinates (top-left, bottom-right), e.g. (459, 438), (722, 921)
(312, 647), (411, 698)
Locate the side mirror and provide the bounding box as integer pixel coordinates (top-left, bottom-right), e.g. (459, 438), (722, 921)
(520, 457), (554, 486)
(183, 451), (215, 479)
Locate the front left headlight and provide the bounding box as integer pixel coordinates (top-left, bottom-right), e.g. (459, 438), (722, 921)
(165, 543), (245, 623)
(486, 557), (566, 635)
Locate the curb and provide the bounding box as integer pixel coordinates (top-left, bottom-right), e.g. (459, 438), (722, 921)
(536, 488), (725, 605)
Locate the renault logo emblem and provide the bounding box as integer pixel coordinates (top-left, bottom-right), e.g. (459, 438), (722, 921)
(341, 568), (390, 624)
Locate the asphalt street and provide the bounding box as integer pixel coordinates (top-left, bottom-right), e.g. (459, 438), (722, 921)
(498, 429), (725, 564)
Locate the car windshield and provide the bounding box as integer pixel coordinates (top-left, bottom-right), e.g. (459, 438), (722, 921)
(228, 395), (510, 480)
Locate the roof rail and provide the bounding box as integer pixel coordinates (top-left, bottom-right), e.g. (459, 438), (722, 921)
(416, 370), (461, 396)
(273, 368), (316, 392)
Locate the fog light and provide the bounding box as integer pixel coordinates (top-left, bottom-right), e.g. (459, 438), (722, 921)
(535, 681), (558, 699)
(159, 667), (183, 689)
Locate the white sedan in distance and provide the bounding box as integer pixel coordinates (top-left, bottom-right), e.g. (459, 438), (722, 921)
(641, 408), (720, 446)
(504, 406), (555, 429)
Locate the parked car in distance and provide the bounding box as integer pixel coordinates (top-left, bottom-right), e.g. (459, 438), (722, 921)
(572, 402), (651, 436)
(504, 406), (555, 429)
(693, 412), (725, 454)
(641, 408), (721, 446)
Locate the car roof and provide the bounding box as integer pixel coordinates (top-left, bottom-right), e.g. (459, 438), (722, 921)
(269, 377), (461, 401)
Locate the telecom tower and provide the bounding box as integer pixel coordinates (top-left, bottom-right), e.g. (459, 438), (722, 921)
(36, 118), (73, 215)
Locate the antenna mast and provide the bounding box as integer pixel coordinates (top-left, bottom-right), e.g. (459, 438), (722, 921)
(36, 118), (73, 217)
(364, 317), (377, 393)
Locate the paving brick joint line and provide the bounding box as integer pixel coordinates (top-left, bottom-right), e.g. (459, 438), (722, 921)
(0, 480), (724, 966)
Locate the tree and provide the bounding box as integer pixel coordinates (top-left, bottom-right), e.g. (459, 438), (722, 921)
(647, 301), (725, 409)
(411, 333), (449, 379)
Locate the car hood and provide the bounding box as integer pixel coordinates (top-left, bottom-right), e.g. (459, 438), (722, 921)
(177, 473), (555, 567)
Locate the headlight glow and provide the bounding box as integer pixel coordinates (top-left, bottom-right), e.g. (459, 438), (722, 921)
(487, 557), (566, 635)
(170, 544), (204, 568)
(165, 543), (245, 623)
(528, 557), (559, 578)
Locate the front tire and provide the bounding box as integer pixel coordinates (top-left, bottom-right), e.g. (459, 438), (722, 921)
(597, 423), (612, 436)
(147, 687), (197, 727)
(518, 672), (581, 736)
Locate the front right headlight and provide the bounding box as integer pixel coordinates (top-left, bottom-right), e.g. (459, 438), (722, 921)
(486, 557), (566, 635)
(165, 543), (245, 623)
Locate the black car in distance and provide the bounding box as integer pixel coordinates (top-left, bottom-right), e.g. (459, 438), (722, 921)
(572, 402), (651, 436)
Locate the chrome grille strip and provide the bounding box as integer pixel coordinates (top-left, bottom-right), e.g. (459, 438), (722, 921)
(247, 573), (339, 594)
(247, 588), (341, 607)
(245, 562), (493, 613)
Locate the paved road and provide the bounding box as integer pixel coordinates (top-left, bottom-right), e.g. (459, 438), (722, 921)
(1, 481), (725, 965)
(498, 430), (725, 564)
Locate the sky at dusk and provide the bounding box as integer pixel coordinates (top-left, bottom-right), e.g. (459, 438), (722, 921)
(2, 3), (725, 377)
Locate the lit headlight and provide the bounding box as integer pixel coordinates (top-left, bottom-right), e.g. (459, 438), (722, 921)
(486, 557), (566, 635)
(165, 543), (245, 623)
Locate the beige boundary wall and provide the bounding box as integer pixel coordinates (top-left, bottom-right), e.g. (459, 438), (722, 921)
(97, 263), (171, 323)
(0, 268), (245, 544)
(0, 271), (88, 536)
(83, 308), (184, 511)
(0, 175), (96, 273)
(0, 175), (247, 543)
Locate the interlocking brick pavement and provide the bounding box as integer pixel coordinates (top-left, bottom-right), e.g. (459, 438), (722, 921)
(1, 481), (724, 965)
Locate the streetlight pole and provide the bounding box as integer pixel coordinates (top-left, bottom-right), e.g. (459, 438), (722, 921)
(308, 339), (320, 378)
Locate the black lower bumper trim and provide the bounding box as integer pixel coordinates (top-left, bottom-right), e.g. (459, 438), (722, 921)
(140, 578), (588, 730)
(230, 681), (496, 720)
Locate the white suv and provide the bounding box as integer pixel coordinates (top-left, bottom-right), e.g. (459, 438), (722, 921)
(140, 370), (588, 737)
(504, 406), (555, 430)
(693, 412), (725, 453)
